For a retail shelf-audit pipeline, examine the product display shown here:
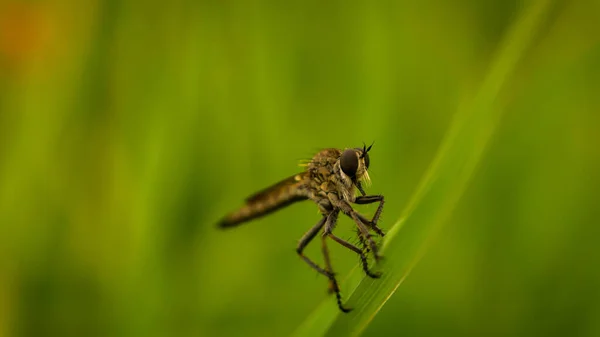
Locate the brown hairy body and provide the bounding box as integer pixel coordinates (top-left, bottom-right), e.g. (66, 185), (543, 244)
(218, 145), (385, 312)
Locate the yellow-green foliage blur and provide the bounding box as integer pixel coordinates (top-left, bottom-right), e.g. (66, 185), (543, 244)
(1, 0), (599, 336)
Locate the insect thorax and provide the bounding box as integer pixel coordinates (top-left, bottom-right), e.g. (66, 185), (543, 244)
(307, 149), (356, 205)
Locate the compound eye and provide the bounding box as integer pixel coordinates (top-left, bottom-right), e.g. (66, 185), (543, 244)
(340, 149), (358, 178)
(364, 152), (370, 169)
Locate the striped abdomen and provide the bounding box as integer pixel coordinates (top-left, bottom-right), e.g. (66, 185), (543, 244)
(218, 174), (308, 228)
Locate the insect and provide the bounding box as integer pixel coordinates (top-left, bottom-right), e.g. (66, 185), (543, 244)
(218, 144), (385, 312)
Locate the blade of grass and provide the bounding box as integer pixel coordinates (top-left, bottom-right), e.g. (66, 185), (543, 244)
(292, 1), (552, 336)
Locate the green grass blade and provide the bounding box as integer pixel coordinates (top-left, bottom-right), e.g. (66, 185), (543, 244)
(292, 1), (552, 336)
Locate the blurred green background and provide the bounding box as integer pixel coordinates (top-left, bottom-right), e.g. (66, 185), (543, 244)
(1, 0), (599, 336)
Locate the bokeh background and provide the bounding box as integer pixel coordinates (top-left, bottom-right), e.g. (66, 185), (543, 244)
(1, 0), (599, 336)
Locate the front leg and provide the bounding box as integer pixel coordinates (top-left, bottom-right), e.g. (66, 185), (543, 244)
(356, 182), (367, 196)
(324, 210), (381, 279)
(354, 195), (385, 236)
(328, 193), (381, 260)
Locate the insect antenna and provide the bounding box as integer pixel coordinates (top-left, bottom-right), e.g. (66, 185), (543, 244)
(360, 141), (374, 158)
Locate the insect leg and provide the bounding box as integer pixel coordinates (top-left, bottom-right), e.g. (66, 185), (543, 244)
(323, 209), (380, 277)
(354, 195), (385, 236)
(354, 212), (385, 237)
(327, 233), (382, 279)
(321, 212), (352, 313)
(356, 182), (367, 196)
(329, 195), (382, 261)
(350, 212), (381, 261)
(296, 215), (329, 276)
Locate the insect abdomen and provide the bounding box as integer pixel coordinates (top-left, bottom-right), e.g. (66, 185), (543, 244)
(218, 174), (308, 228)
(218, 194), (306, 228)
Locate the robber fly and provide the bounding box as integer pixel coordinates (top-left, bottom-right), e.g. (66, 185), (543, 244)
(218, 144), (385, 312)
